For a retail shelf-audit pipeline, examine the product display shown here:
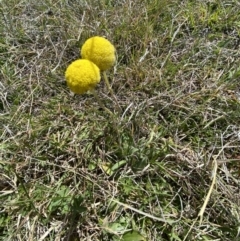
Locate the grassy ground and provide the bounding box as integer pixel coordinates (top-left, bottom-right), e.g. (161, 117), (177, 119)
(1, 0), (240, 240)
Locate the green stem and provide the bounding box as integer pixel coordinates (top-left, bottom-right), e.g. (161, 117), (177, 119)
(103, 71), (113, 93)
(103, 71), (121, 113)
(91, 89), (121, 143)
(91, 89), (114, 116)
(14, 171), (38, 213)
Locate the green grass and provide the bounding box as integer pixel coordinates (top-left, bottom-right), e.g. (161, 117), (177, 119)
(1, 0), (240, 240)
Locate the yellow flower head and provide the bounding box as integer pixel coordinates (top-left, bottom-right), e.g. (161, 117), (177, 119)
(81, 36), (116, 71)
(65, 59), (100, 94)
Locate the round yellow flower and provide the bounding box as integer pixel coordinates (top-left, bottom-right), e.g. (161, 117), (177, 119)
(65, 59), (100, 94)
(81, 36), (116, 71)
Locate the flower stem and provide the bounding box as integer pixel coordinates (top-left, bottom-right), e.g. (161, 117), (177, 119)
(103, 71), (113, 94)
(91, 89), (114, 116)
(91, 89), (121, 143)
(103, 71), (121, 113)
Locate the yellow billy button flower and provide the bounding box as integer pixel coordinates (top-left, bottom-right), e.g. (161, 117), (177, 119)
(65, 59), (100, 94)
(81, 36), (116, 71)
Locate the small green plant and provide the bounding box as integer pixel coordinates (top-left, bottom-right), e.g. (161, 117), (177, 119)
(48, 185), (86, 216)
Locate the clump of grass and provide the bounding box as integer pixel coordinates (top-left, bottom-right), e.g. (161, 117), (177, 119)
(1, 0), (240, 240)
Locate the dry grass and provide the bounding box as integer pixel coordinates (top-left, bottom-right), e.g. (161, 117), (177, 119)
(1, 0), (240, 240)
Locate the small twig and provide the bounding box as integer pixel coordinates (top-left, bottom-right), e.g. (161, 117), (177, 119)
(112, 199), (177, 224)
(198, 158), (218, 224)
(203, 115), (225, 129)
(183, 158), (218, 240)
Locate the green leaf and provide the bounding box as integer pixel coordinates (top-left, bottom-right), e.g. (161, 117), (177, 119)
(111, 160), (127, 172)
(170, 232), (182, 241)
(121, 231), (145, 241)
(99, 160), (126, 176)
(109, 222), (127, 233)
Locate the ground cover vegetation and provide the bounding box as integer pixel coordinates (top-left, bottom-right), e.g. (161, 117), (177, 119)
(0, 0), (240, 240)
